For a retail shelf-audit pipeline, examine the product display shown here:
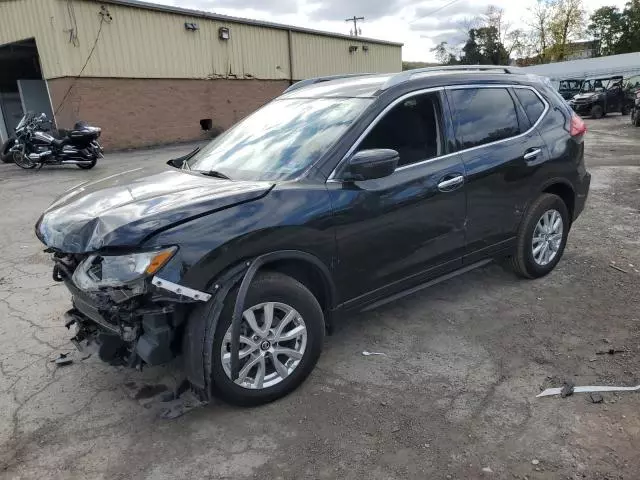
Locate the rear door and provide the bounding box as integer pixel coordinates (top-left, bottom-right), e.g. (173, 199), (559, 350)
(445, 85), (550, 262)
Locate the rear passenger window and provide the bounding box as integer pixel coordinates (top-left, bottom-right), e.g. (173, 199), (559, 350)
(514, 88), (546, 125)
(449, 88), (520, 150)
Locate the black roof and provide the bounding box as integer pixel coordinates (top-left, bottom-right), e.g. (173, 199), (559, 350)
(282, 66), (542, 99)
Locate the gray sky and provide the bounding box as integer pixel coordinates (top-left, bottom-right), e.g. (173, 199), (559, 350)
(159, 0), (628, 61)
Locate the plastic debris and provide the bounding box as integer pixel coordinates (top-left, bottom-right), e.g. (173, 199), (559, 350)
(537, 384), (640, 398)
(531, 459), (540, 465)
(52, 353), (73, 366)
(589, 393), (604, 404)
(481, 466), (493, 474)
(560, 382), (574, 398)
(362, 351), (387, 356)
(596, 348), (626, 355)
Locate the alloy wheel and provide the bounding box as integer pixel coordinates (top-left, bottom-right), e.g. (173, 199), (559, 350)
(220, 302), (307, 389)
(532, 209), (563, 266)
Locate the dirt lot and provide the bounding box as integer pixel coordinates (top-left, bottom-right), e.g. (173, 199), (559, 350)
(1, 115), (639, 480)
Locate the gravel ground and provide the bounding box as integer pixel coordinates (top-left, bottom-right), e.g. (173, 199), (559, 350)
(0, 115), (639, 480)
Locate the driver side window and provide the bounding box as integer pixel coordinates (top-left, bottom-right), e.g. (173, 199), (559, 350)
(359, 92), (443, 168)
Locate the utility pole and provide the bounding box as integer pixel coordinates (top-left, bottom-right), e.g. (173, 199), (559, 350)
(345, 16), (364, 36)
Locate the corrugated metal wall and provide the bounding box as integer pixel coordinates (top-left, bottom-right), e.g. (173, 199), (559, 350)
(291, 32), (402, 79)
(0, 0), (402, 81)
(0, 0), (62, 78)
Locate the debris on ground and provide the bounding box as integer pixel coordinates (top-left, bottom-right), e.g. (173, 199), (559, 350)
(610, 264), (629, 274)
(481, 466), (493, 474)
(537, 384), (640, 398)
(531, 459), (540, 465)
(590, 393), (604, 404)
(560, 382), (574, 398)
(51, 353), (73, 366)
(596, 348), (626, 355)
(362, 351), (387, 356)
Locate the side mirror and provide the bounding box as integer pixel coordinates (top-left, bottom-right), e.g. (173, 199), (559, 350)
(167, 146), (200, 168)
(343, 149), (399, 181)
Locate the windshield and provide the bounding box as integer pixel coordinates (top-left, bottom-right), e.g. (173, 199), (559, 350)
(580, 78), (622, 93)
(559, 80), (581, 90)
(187, 97), (372, 181)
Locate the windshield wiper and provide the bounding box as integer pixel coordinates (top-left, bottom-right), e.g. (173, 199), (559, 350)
(198, 170), (231, 180)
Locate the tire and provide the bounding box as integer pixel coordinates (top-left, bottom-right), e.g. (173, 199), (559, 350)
(13, 150), (36, 169)
(1, 138), (15, 163)
(621, 105), (630, 116)
(510, 193), (570, 279)
(76, 158), (97, 169)
(208, 271), (325, 406)
(633, 110), (640, 127)
(590, 104), (604, 119)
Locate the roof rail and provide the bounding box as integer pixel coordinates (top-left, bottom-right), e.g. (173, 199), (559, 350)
(283, 73), (374, 94)
(382, 65), (524, 89)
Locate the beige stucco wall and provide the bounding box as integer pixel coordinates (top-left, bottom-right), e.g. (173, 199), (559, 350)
(0, 0), (402, 81)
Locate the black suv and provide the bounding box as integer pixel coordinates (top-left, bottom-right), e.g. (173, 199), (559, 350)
(36, 66), (590, 407)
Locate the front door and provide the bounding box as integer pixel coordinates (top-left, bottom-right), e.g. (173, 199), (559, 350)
(445, 85), (550, 261)
(327, 90), (467, 308)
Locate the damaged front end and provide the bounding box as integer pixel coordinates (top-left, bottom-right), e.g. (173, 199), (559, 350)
(51, 248), (208, 369)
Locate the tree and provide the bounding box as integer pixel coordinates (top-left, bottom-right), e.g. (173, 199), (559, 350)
(527, 0), (553, 63)
(548, 0), (586, 61)
(460, 26), (509, 65)
(430, 41), (458, 65)
(587, 6), (623, 56)
(617, 0), (640, 53)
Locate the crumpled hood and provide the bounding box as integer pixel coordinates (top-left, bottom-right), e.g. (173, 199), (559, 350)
(36, 166), (273, 253)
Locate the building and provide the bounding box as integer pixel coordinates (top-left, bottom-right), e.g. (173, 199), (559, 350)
(523, 52), (640, 81)
(563, 40), (598, 61)
(0, 0), (402, 149)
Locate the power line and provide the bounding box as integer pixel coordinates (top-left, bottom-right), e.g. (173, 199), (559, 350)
(54, 16), (105, 114)
(409, 0), (463, 25)
(345, 16), (364, 36)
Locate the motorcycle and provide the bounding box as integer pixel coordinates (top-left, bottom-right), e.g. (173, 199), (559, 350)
(631, 88), (640, 127)
(9, 113), (103, 170)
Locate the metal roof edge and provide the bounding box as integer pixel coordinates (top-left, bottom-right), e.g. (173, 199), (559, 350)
(92, 0), (404, 47)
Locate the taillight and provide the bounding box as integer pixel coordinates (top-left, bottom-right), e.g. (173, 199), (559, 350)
(570, 113), (587, 137)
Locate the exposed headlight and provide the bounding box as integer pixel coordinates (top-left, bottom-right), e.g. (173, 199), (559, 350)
(72, 247), (176, 291)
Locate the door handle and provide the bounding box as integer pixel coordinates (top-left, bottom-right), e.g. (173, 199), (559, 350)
(437, 174), (464, 191)
(523, 148), (542, 161)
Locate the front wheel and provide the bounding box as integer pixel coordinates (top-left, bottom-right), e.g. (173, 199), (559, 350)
(510, 193), (570, 279)
(590, 104), (604, 119)
(209, 272), (325, 406)
(13, 150), (36, 169)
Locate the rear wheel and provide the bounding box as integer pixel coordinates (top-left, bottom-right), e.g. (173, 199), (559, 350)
(510, 193), (570, 279)
(590, 104), (604, 119)
(76, 158), (97, 169)
(209, 272), (324, 406)
(621, 104), (630, 115)
(633, 110), (640, 127)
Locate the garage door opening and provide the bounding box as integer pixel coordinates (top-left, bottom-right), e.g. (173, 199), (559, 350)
(0, 38), (54, 143)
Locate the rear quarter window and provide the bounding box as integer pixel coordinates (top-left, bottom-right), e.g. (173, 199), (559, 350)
(514, 88), (546, 125)
(448, 87), (520, 150)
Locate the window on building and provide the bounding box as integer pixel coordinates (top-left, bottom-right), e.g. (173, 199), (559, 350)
(449, 88), (521, 150)
(359, 92), (443, 167)
(514, 88), (546, 125)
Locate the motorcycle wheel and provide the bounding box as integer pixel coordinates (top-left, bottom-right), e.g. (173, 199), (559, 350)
(634, 111), (640, 127)
(13, 150), (37, 169)
(76, 158), (97, 170)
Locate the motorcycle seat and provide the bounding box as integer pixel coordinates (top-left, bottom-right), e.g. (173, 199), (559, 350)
(52, 137), (70, 148)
